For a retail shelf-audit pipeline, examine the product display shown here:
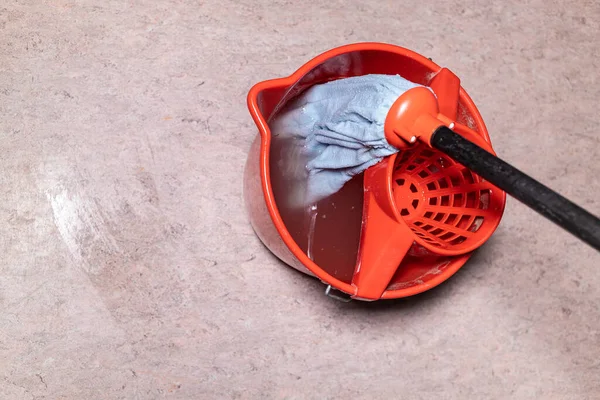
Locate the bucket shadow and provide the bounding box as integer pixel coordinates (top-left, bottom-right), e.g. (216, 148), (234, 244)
(264, 234), (500, 313)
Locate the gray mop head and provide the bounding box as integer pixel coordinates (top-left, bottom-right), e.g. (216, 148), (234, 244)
(269, 74), (422, 207)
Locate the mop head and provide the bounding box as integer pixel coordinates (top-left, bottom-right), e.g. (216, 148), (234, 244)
(269, 74), (423, 207)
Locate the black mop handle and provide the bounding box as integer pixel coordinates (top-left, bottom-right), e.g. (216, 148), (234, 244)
(430, 125), (600, 252)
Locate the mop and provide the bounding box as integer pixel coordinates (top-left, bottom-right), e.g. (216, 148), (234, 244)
(270, 73), (600, 251)
(270, 74), (423, 205)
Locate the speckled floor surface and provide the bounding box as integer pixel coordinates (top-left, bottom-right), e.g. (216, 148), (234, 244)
(0, 1), (599, 399)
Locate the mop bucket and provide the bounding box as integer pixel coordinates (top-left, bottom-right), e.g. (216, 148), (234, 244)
(244, 42), (506, 301)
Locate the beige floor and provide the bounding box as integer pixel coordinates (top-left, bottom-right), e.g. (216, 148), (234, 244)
(1, 1), (599, 399)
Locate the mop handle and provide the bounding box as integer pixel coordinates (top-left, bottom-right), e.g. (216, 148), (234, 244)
(430, 125), (600, 252)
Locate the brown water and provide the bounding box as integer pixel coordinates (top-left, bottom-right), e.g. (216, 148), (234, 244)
(268, 113), (364, 284)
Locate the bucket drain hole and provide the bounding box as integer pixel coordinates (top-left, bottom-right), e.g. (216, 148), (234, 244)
(428, 165), (440, 173)
(453, 194), (464, 207)
(457, 215), (471, 229)
(462, 169), (475, 184)
(439, 232), (454, 240)
(466, 191), (478, 208)
(479, 190), (491, 209)
(469, 216), (485, 232)
(446, 214), (458, 224)
(450, 236), (467, 245)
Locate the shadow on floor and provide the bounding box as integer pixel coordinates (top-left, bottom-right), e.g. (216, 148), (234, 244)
(266, 233), (501, 314)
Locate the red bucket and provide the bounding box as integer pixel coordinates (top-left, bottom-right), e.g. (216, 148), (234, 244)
(244, 42), (506, 301)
